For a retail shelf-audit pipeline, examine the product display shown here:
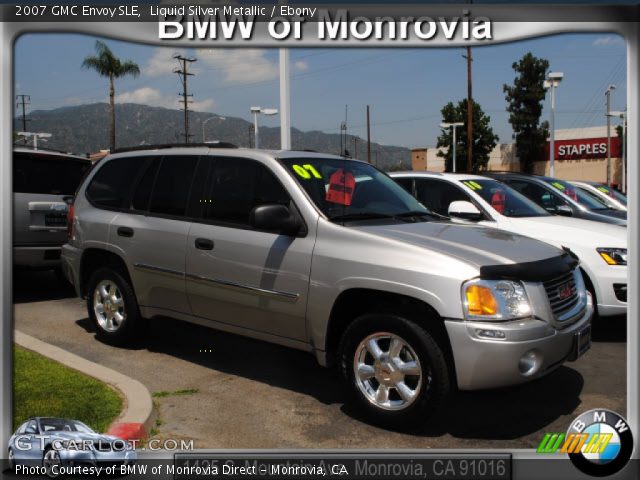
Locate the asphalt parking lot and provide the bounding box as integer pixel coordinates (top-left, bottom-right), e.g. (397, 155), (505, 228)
(13, 270), (627, 449)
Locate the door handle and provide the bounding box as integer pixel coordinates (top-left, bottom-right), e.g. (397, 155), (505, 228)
(117, 226), (134, 238)
(195, 238), (214, 250)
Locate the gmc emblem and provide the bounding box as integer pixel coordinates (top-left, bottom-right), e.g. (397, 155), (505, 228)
(557, 283), (573, 300)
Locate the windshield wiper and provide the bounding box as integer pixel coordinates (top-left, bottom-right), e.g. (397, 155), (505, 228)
(329, 212), (397, 222)
(330, 211), (438, 223)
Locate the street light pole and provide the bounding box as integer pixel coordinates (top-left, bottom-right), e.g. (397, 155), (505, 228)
(544, 71), (564, 178)
(440, 122), (464, 172)
(250, 107), (278, 149)
(605, 85), (616, 186)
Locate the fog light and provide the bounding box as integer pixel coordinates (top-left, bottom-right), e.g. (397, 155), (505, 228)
(475, 329), (506, 340)
(519, 350), (541, 376)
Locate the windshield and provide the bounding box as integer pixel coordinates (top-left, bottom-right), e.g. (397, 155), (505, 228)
(280, 158), (431, 223)
(544, 178), (609, 210)
(460, 179), (549, 218)
(592, 184), (627, 206)
(39, 418), (95, 433)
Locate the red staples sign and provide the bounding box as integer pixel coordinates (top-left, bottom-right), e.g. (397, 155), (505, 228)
(547, 137), (622, 160)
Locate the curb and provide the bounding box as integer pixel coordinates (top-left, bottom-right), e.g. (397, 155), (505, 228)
(14, 330), (155, 441)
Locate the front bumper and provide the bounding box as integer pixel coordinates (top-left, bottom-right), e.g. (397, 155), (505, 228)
(59, 448), (137, 466)
(445, 294), (593, 390)
(591, 265), (627, 317)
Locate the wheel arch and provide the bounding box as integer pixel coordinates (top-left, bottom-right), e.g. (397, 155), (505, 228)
(79, 248), (132, 298)
(323, 288), (456, 379)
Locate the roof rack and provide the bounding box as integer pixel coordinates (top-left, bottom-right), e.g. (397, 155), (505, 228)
(112, 142), (238, 154)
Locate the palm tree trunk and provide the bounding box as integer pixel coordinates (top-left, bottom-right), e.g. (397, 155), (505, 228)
(109, 74), (115, 152)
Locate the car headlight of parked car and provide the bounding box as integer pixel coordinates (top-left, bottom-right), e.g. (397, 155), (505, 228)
(597, 248), (627, 266)
(58, 440), (93, 451)
(462, 279), (532, 321)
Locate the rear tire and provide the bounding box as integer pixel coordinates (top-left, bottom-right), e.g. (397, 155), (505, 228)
(87, 267), (142, 345)
(338, 313), (451, 429)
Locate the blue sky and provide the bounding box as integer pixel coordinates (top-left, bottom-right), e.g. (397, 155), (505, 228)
(14, 32), (627, 148)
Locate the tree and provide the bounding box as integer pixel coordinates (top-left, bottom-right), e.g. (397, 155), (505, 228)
(503, 53), (550, 174)
(436, 99), (498, 172)
(82, 41), (140, 151)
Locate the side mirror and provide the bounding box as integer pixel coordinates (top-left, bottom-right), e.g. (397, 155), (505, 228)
(250, 204), (301, 236)
(448, 201), (483, 221)
(556, 205), (573, 217)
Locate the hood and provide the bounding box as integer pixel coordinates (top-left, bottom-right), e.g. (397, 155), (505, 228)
(354, 221), (564, 270)
(583, 209), (627, 225)
(503, 215), (627, 250)
(47, 431), (120, 444)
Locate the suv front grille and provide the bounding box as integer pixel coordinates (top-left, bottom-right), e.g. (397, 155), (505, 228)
(543, 271), (580, 321)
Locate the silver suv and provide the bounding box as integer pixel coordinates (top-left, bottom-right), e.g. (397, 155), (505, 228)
(13, 147), (91, 272)
(62, 145), (593, 427)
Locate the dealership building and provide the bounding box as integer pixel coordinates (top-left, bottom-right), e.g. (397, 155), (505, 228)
(411, 126), (624, 186)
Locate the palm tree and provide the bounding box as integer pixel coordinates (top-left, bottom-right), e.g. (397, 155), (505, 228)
(82, 41), (140, 152)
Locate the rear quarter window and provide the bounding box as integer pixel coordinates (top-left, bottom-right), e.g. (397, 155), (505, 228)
(85, 156), (148, 209)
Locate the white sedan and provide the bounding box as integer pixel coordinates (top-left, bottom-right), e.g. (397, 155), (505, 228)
(391, 171), (627, 318)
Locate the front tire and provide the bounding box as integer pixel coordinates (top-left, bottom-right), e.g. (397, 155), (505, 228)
(43, 448), (61, 478)
(8, 448), (15, 470)
(338, 314), (451, 428)
(87, 267), (142, 345)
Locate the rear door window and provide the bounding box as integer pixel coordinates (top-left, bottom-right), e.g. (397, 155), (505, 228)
(506, 180), (568, 211)
(148, 156), (199, 217)
(13, 152), (90, 195)
(131, 157), (161, 212)
(414, 178), (470, 216)
(86, 157), (148, 209)
(394, 177), (414, 195)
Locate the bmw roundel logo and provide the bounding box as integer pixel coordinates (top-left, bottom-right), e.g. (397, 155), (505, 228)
(567, 409), (634, 477)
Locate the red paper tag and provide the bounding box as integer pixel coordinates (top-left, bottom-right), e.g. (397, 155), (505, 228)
(491, 189), (506, 214)
(565, 186), (578, 202)
(326, 169), (356, 206)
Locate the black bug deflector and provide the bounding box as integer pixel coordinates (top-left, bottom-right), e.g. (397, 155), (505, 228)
(480, 251), (578, 282)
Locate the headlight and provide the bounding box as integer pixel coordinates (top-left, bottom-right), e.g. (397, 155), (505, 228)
(597, 248), (627, 266)
(462, 279), (532, 321)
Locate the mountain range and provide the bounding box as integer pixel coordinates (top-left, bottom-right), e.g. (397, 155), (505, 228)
(17, 103), (411, 170)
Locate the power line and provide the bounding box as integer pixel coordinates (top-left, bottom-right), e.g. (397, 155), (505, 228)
(174, 55), (197, 143)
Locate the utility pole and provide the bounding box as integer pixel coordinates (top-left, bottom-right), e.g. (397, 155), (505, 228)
(174, 55), (197, 144)
(366, 105), (371, 163)
(248, 125), (254, 148)
(605, 85), (616, 186)
(353, 137), (358, 159)
(16, 95), (31, 144)
(464, 46), (473, 172)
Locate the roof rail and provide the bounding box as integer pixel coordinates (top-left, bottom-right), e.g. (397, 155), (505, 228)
(13, 143), (88, 158)
(112, 142), (238, 154)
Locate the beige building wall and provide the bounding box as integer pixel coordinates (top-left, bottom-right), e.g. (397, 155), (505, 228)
(411, 125), (622, 185)
(410, 148), (427, 171)
(533, 158), (622, 183)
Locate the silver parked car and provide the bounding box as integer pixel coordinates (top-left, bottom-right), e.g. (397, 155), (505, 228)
(7, 417), (136, 470)
(13, 147), (92, 273)
(62, 145), (593, 427)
